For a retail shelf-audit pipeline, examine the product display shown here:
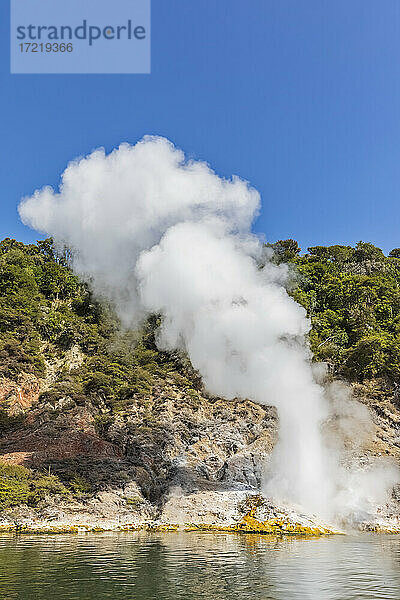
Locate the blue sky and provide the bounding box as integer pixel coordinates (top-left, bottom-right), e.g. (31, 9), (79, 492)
(1, 0), (400, 253)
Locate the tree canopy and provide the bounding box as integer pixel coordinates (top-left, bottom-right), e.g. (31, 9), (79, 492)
(278, 240), (400, 381)
(1, 236), (399, 398)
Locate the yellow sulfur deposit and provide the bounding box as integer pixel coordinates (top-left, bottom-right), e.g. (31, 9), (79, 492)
(144, 523), (179, 532)
(183, 520), (332, 535)
(118, 522), (179, 532)
(184, 496), (335, 536)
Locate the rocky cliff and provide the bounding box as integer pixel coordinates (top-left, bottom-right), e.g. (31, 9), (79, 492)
(0, 354), (399, 534)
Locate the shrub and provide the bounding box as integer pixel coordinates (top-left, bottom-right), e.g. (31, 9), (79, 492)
(0, 462), (68, 508)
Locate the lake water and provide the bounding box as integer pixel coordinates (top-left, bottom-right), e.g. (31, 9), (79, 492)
(0, 532), (399, 600)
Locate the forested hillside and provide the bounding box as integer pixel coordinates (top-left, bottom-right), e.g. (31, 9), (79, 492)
(0, 237), (191, 413)
(269, 239), (400, 382)
(3, 236), (400, 391)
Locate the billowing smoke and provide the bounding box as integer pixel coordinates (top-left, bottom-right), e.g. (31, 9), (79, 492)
(19, 136), (398, 521)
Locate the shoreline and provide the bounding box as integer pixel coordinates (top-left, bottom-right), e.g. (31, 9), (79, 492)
(2, 490), (399, 536)
(1, 522), (399, 535)
(0, 521), (339, 535)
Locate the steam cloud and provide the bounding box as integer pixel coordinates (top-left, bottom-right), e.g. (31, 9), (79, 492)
(19, 136), (398, 522)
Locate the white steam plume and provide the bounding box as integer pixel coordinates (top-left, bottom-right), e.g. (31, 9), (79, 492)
(19, 136), (398, 521)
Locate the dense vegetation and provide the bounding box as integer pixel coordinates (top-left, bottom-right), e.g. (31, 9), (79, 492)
(0, 237), (189, 411)
(269, 239), (400, 381)
(0, 462), (67, 509)
(2, 235), (400, 399)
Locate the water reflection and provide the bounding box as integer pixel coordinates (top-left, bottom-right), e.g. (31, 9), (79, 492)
(0, 531), (399, 600)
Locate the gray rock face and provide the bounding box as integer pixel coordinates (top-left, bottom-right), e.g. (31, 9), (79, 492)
(102, 381), (278, 500)
(0, 373), (400, 531)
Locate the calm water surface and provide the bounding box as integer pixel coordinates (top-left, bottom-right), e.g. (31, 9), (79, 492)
(0, 532), (399, 600)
